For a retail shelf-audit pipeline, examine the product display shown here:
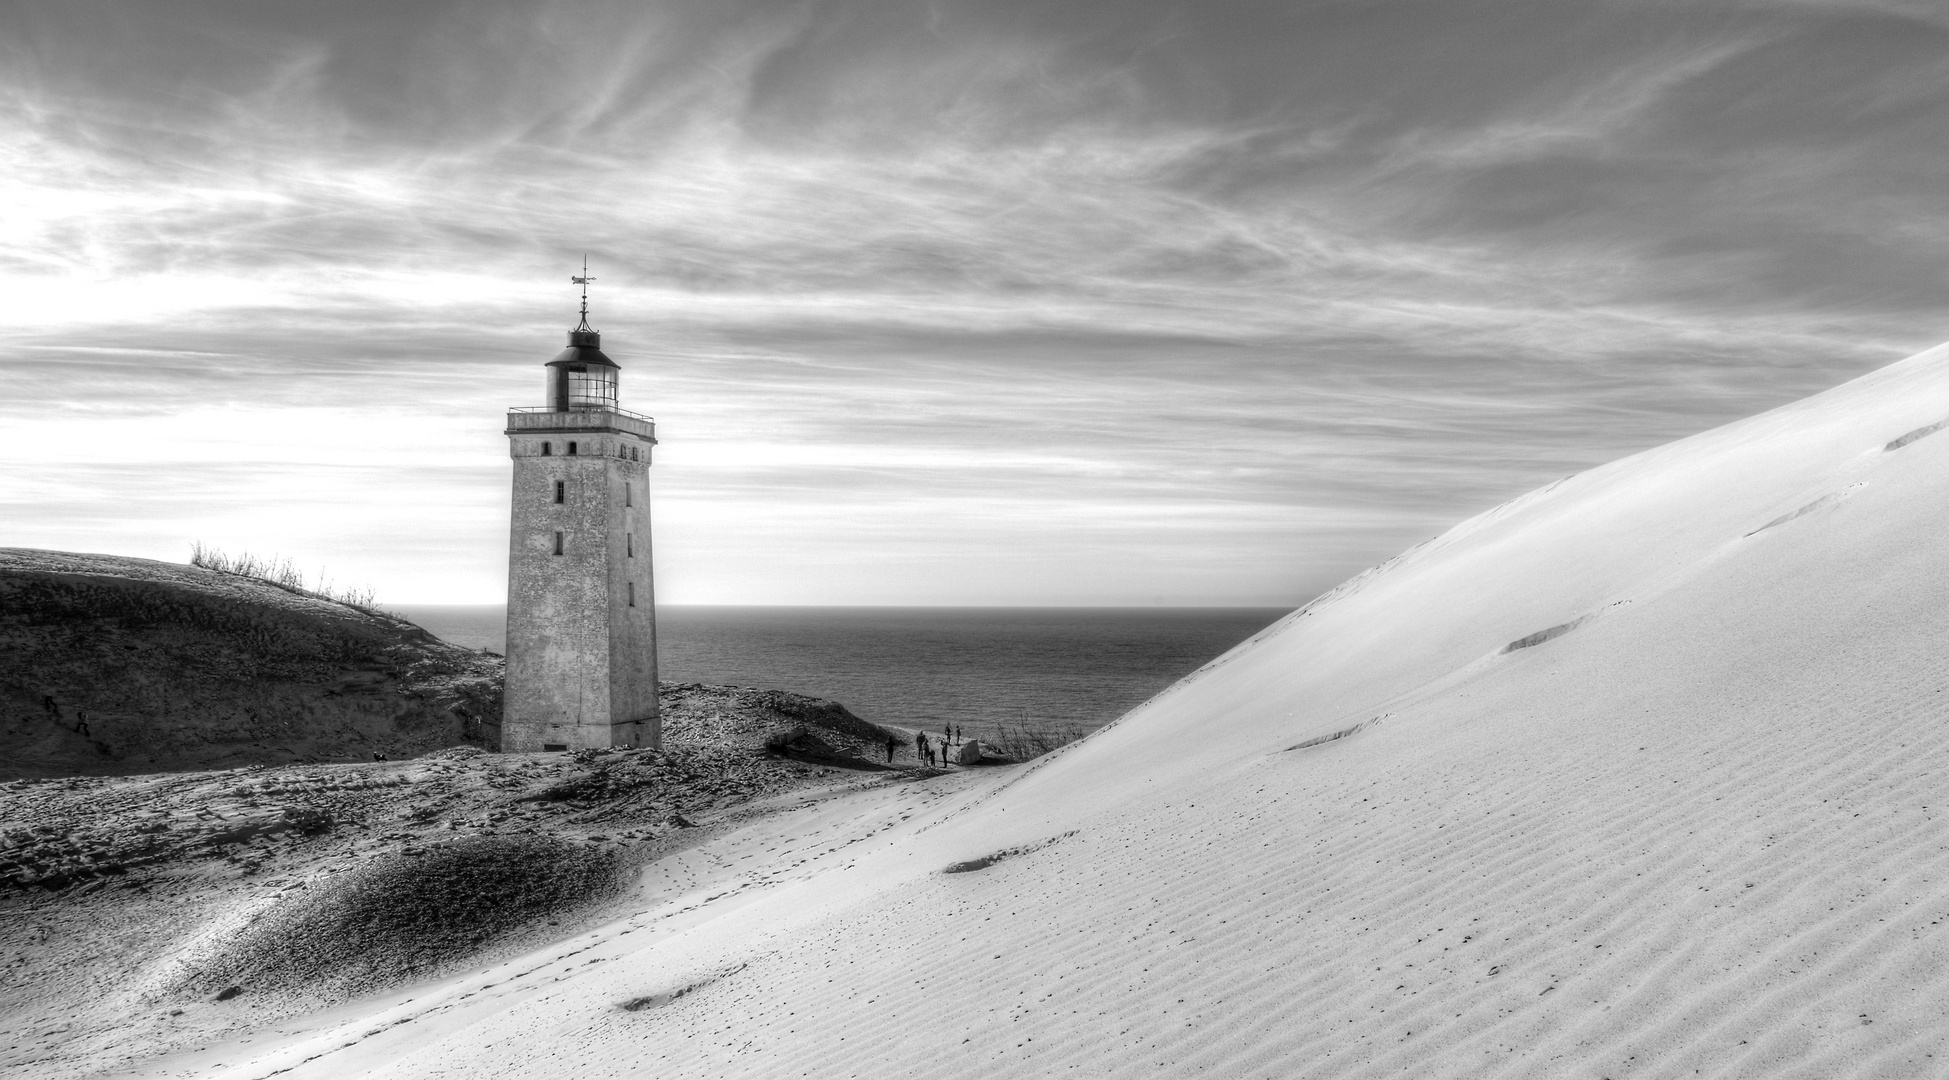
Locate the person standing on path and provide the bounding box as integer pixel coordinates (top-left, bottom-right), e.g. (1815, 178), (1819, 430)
(885, 736), (897, 764)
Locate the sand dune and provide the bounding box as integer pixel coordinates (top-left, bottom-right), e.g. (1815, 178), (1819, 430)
(0, 550), (502, 777)
(128, 342), (1949, 1078)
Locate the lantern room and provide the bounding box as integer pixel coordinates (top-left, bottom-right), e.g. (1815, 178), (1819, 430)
(546, 328), (620, 411)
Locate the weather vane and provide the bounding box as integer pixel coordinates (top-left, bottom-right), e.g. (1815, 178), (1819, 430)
(571, 256), (595, 331)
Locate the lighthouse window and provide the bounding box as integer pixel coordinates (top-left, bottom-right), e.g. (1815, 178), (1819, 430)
(565, 366), (618, 410)
(628, 582), (635, 607)
(567, 441), (577, 456)
(553, 481), (565, 504)
(541, 441), (552, 456)
(624, 484), (631, 508)
(630, 446), (638, 461)
(553, 530), (564, 555)
(626, 532), (633, 557)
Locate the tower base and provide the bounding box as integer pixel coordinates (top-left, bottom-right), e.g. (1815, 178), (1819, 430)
(502, 716), (656, 753)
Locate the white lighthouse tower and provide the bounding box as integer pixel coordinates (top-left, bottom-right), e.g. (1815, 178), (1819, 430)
(501, 266), (659, 752)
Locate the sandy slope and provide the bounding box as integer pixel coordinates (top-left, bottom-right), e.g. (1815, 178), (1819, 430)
(109, 343), (1949, 1078)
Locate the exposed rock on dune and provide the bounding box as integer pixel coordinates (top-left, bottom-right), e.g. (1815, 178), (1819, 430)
(0, 550), (502, 778)
(133, 340), (1949, 1080)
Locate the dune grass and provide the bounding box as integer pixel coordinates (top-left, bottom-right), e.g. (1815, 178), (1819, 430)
(984, 715), (1085, 761)
(189, 542), (384, 613)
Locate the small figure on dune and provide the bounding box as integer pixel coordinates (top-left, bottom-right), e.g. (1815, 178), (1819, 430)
(916, 731), (929, 762)
(885, 736), (897, 764)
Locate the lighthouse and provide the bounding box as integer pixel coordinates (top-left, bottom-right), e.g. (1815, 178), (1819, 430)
(501, 266), (659, 752)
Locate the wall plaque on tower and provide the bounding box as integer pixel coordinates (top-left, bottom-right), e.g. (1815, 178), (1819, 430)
(501, 264), (660, 751)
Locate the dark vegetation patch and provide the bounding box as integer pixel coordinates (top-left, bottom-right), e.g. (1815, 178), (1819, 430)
(0, 549), (502, 779)
(981, 720), (1082, 762)
(661, 683), (898, 769)
(181, 835), (625, 1001)
(944, 831), (1077, 874)
(662, 683), (893, 744)
(762, 725), (888, 768)
(1501, 616), (1591, 654)
(1285, 715), (1385, 752)
(1885, 419), (1948, 452)
(1746, 493), (1841, 537)
(618, 964), (745, 1012)
(620, 983), (702, 1012)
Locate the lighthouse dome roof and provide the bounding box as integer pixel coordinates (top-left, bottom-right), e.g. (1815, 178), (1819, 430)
(546, 328), (619, 369)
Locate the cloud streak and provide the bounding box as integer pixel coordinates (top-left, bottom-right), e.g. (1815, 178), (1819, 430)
(2, 0), (1946, 602)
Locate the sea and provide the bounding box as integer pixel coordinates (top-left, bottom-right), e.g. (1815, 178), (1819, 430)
(392, 605), (1291, 741)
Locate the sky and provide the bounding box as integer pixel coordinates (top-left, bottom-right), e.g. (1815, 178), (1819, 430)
(3, 0), (1947, 606)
